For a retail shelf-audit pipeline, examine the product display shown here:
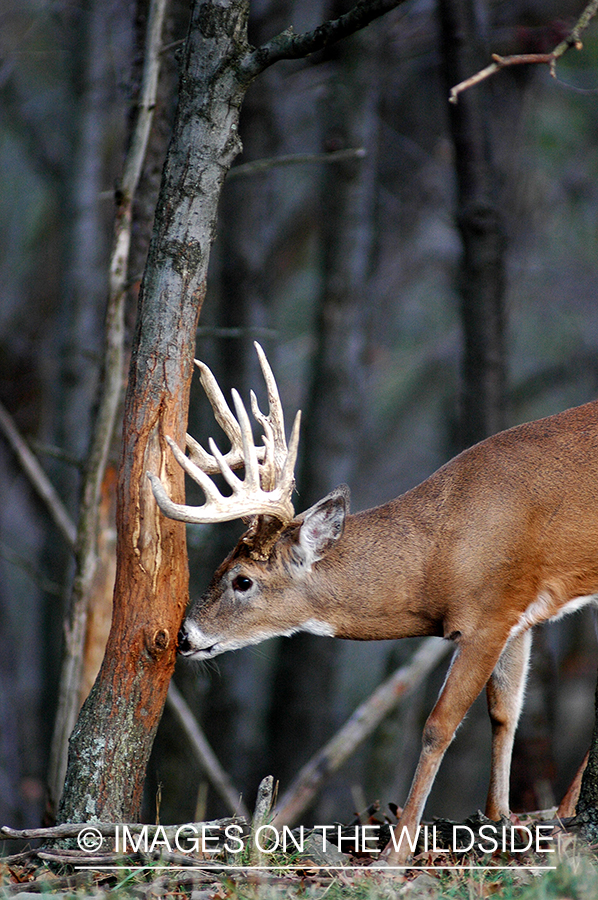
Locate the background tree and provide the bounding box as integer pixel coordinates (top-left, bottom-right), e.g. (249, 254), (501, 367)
(439, 0), (507, 447)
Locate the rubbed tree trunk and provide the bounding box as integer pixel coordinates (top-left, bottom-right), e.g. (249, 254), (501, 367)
(438, 0), (507, 448)
(57, 0), (249, 824)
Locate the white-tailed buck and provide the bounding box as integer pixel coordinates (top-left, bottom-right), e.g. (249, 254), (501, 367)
(149, 343), (598, 865)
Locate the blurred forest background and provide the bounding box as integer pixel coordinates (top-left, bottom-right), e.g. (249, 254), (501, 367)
(1, 0), (598, 836)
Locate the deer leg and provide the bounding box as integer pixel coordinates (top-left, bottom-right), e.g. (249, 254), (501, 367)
(383, 636), (508, 866)
(485, 629), (532, 821)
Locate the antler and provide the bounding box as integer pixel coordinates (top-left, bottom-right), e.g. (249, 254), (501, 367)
(147, 342), (301, 526)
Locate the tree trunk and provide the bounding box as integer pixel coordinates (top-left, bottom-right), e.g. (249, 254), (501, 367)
(57, 0), (250, 824)
(576, 676), (598, 835)
(438, 0), (507, 448)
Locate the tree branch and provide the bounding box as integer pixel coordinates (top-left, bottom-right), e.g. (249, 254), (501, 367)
(227, 147), (366, 180)
(449, 0), (598, 103)
(0, 401), (76, 548)
(239, 0), (407, 80)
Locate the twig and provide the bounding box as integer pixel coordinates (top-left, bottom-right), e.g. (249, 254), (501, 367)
(46, 0), (169, 812)
(449, 0), (598, 103)
(227, 148), (366, 180)
(249, 776), (274, 866)
(35, 848), (212, 868)
(0, 540), (63, 595)
(166, 683), (250, 820)
(239, 0), (409, 80)
(272, 637), (451, 827)
(0, 400), (76, 548)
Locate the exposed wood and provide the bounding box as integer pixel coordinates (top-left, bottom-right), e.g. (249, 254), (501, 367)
(557, 750), (589, 819)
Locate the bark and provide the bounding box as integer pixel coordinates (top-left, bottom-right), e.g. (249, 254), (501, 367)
(57, 0), (250, 824)
(576, 679), (598, 833)
(438, 0), (507, 448)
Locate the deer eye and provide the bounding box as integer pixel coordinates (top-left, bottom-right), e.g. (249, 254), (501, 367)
(232, 575), (253, 593)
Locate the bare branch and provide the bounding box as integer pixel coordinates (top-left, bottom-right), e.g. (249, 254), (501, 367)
(239, 0), (407, 80)
(272, 638), (451, 828)
(0, 401), (76, 548)
(227, 147), (366, 180)
(449, 0), (598, 103)
(0, 816), (243, 842)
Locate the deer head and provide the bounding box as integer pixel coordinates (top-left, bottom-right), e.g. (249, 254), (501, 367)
(148, 343), (348, 657)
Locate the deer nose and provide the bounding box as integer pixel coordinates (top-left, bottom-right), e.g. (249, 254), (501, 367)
(177, 623), (191, 654)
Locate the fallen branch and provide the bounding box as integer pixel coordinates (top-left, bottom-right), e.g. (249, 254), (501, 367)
(0, 816), (243, 843)
(449, 0), (598, 103)
(249, 776), (274, 866)
(272, 637), (451, 827)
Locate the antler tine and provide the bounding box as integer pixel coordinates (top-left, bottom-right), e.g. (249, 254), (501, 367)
(189, 359), (266, 474)
(280, 409), (301, 495)
(252, 342), (286, 446)
(148, 344), (301, 528)
(195, 359), (242, 444)
(165, 435), (224, 504)
(231, 388), (261, 492)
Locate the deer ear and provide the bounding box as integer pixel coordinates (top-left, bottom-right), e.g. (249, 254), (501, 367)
(294, 485), (349, 569)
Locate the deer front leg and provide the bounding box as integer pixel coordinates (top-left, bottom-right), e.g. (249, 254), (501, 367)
(383, 635), (509, 866)
(485, 629), (532, 820)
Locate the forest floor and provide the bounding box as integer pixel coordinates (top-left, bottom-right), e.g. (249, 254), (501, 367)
(2, 812), (598, 899)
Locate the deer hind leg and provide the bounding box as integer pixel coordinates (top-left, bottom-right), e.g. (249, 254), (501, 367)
(485, 629), (532, 821)
(384, 636), (508, 865)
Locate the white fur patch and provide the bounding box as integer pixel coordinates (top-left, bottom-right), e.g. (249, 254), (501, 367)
(181, 618), (335, 659)
(301, 618), (336, 637)
(510, 592), (598, 639)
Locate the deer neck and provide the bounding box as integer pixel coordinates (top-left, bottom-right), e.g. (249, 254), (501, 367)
(303, 497), (445, 642)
